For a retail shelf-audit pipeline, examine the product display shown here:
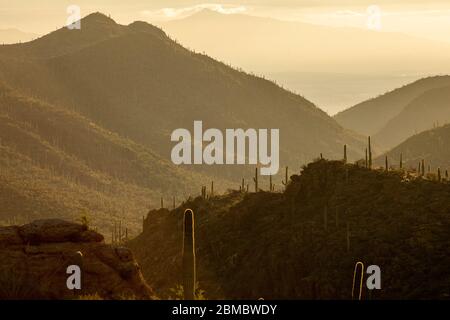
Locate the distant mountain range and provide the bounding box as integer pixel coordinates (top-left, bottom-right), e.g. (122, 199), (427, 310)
(375, 124), (450, 172)
(0, 13), (366, 229)
(334, 76), (450, 150)
(158, 9), (450, 75)
(0, 28), (38, 44)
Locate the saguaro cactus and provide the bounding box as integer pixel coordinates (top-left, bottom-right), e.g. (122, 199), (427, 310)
(399, 153), (403, 169)
(281, 166), (289, 190)
(182, 209), (196, 300)
(210, 181), (214, 197)
(368, 136), (372, 169)
(241, 178), (245, 193)
(161, 197), (164, 209)
(344, 145), (347, 164)
(421, 159), (425, 176)
(385, 156), (388, 171)
(438, 168), (441, 182)
(201, 186), (206, 199)
(365, 148), (368, 168)
(253, 167), (259, 192)
(269, 175), (274, 192)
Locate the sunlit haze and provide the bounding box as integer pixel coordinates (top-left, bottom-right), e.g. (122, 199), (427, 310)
(1, 0), (449, 113)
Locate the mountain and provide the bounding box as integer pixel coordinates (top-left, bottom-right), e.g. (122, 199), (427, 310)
(334, 76), (450, 149)
(0, 12), (365, 182)
(374, 86), (450, 148)
(0, 13), (368, 232)
(158, 9), (450, 75)
(0, 28), (38, 44)
(375, 124), (450, 173)
(334, 76), (450, 136)
(129, 159), (450, 299)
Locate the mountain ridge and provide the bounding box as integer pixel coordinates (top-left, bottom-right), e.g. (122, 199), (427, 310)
(374, 124), (450, 172)
(158, 10), (450, 75)
(0, 12), (366, 169)
(334, 75), (450, 149)
(334, 75), (450, 136)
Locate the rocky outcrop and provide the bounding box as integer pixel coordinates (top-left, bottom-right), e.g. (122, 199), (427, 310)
(0, 219), (154, 300)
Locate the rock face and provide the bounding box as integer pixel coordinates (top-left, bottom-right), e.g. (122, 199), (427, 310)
(0, 219), (154, 300)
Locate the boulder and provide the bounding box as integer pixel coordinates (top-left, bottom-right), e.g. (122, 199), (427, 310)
(74, 230), (105, 243)
(18, 219), (96, 244)
(0, 219), (154, 300)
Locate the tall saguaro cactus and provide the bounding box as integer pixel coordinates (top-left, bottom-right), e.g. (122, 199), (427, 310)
(421, 159), (425, 176)
(201, 186), (206, 199)
(365, 148), (368, 168)
(344, 145), (347, 164)
(182, 209), (196, 300)
(281, 166), (289, 190)
(253, 167), (259, 192)
(368, 136), (372, 169)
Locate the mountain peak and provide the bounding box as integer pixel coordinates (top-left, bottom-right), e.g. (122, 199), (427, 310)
(127, 21), (167, 38)
(81, 12), (117, 26)
(0, 11), (123, 58)
(188, 8), (230, 19)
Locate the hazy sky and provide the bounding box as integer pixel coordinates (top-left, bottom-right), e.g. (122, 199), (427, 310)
(1, 0), (450, 42)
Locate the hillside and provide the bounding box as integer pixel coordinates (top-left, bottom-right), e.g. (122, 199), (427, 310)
(334, 76), (450, 139)
(0, 12), (365, 183)
(129, 160), (450, 299)
(375, 124), (450, 172)
(0, 83), (212, 234)
(374, 86), (450, 149)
